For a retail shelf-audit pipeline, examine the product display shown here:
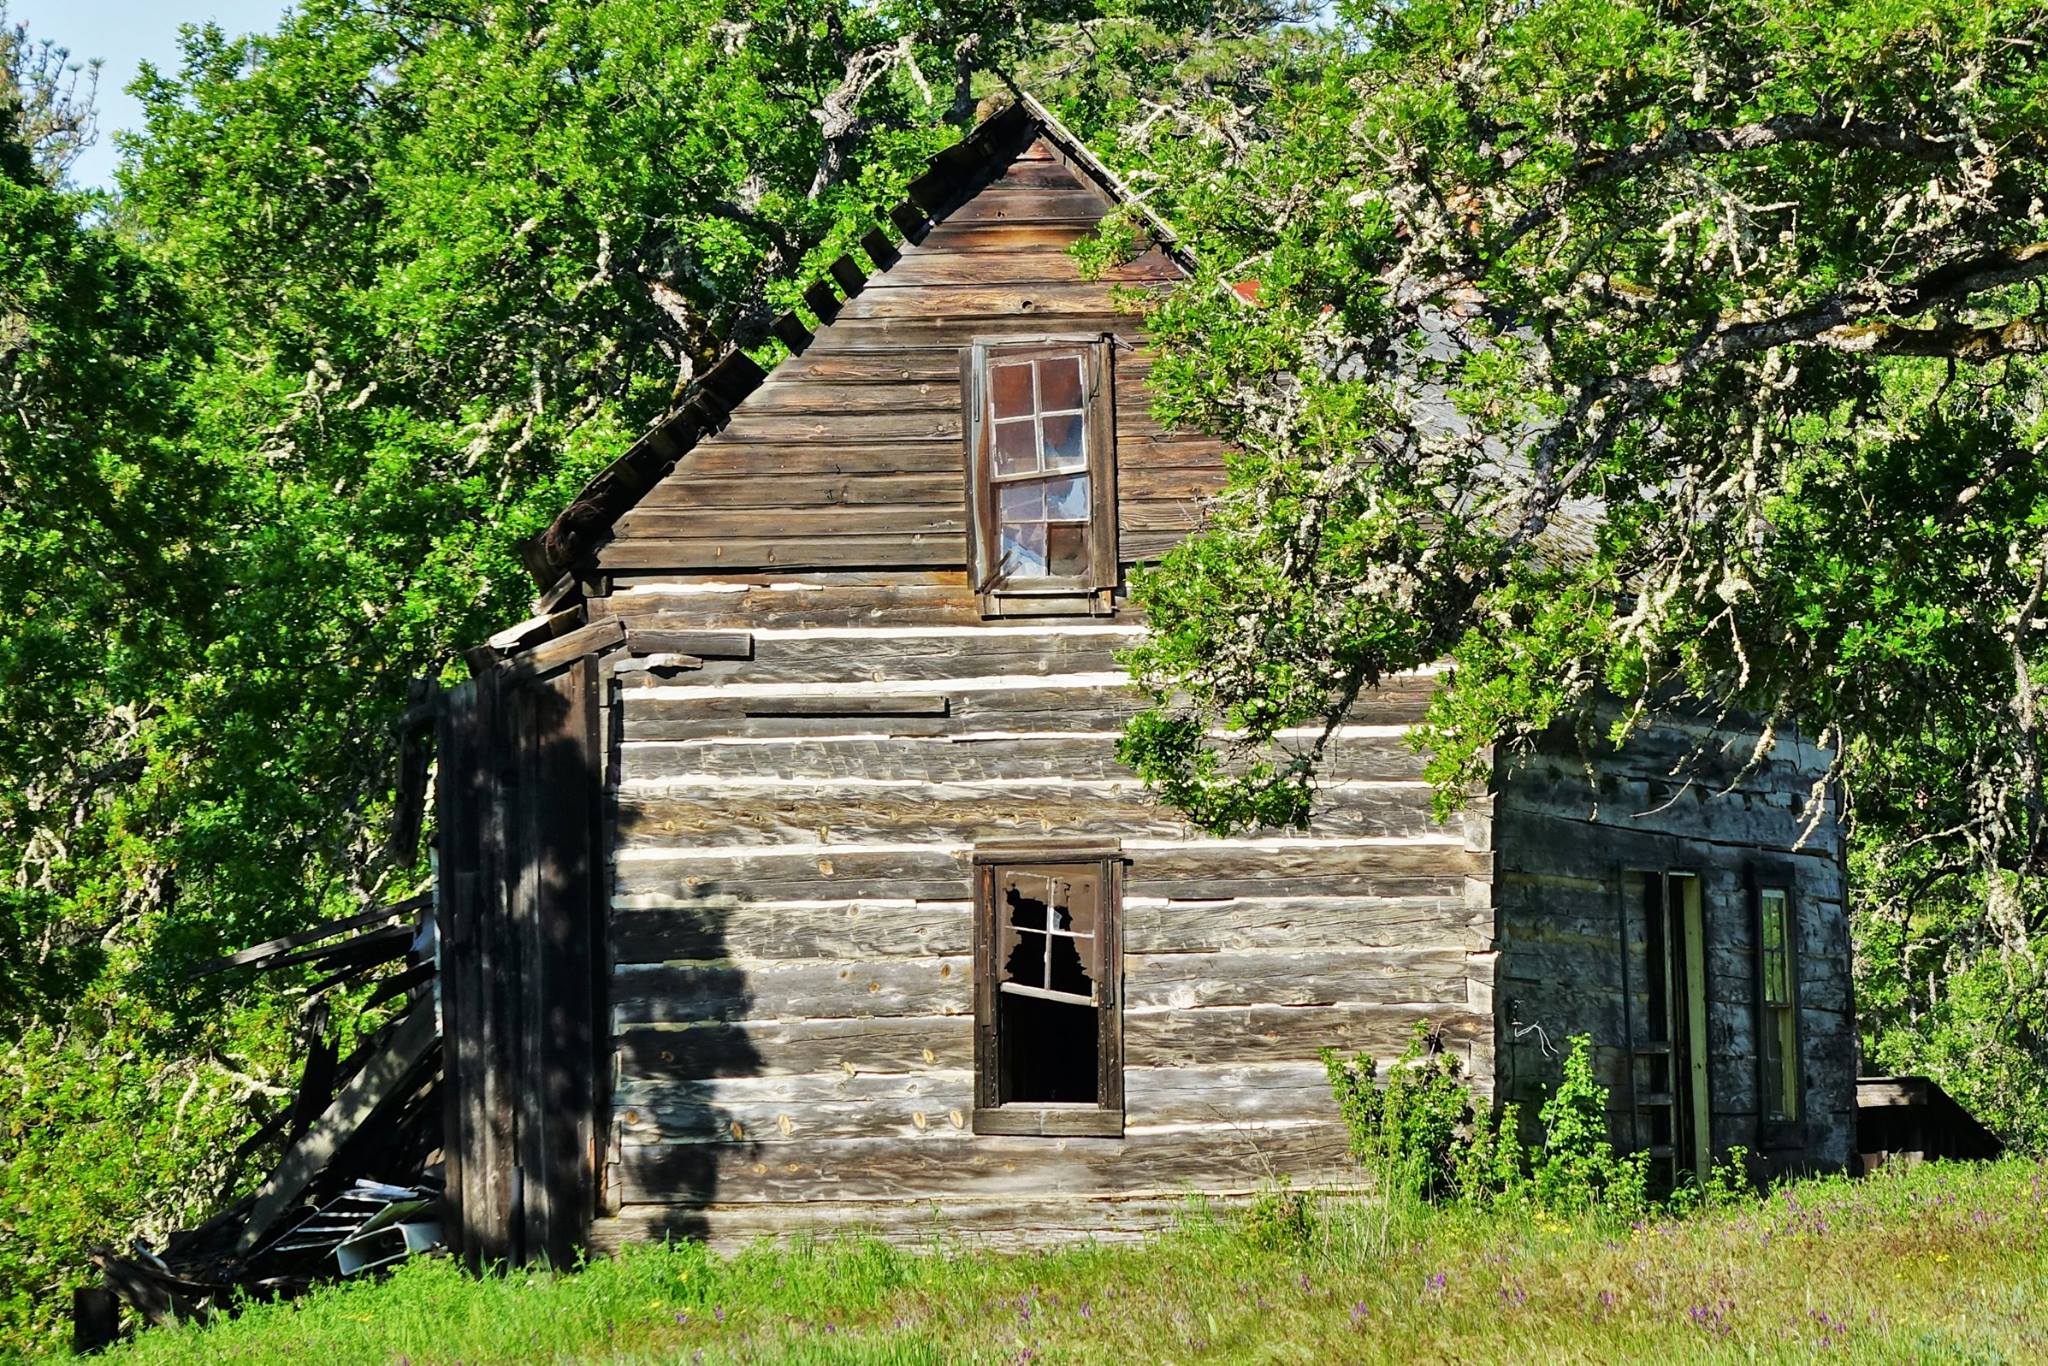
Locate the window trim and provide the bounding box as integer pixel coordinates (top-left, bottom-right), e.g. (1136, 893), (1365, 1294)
(970, 838), (1124, 1137)
(961, 336), (1119, 617)
(1750, 866), (1806, 1148)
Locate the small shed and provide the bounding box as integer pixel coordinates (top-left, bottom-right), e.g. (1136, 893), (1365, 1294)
(429, 98), (1857, 1264)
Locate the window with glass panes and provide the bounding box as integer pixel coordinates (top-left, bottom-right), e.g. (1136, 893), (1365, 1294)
(964, 339), (1117, 603)
(971, 843), (1123, 1136)
(1757, 886), (1801, 1125)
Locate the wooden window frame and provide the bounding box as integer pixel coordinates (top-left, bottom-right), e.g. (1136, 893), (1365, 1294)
(971, 839), (1124, 1136)
(1751, 866), (1806, 1149)
(961, 336), (1120, 618)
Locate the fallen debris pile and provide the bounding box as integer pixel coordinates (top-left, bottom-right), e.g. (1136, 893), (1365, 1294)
(76, 892), (447, 1353)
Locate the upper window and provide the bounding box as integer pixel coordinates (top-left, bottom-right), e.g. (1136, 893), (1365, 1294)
(971, 841), (1123, 1135)
(964, 339), (1118, 612)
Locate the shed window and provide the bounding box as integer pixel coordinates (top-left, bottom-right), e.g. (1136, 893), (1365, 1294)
(964, 339), (1118, 613)
(1757, 885), (1801, 1126)
(972, 842), (1123, 1135)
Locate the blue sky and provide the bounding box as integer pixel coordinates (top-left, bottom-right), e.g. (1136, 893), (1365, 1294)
(11, 0), (290, 189)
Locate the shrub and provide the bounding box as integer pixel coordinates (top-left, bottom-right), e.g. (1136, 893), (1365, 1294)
(1528, 1034), (1650, 1220)
(1322, 1023), (1473, 1201)
(1324, 1028), (1674, 1222)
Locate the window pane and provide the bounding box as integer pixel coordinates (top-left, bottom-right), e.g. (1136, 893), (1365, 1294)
(1773, 1008), (1800, 1120)
(999, 522), (1047, 577)
(1042, 413), (1085, 468)
(991, 362), (1035, 419)
(1044, 475), (1090, 520)
(1761, 892), (1791, 1005)
(999, 483), (1045, 523)
(993, 418), (1039, 476)
(1037, 356), (1084, 411)
(1047, 522), (1089, 576)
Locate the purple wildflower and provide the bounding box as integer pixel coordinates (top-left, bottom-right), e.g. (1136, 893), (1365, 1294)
(713, 1305), (725, 1325)
(1426, 1271), (1448, 1293)
(673, 1311), (688, 1326)
(1299, 1273), (1313, 1293)
(1351, 1301), (1370, 1324)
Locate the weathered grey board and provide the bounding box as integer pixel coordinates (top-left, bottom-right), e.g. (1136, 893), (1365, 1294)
(618, 732), (1430, 786)
(613, 1000), (1484, 1086)
(611, 784), (1439, 849)
(612, 841), (1484, 904)
(587, 1194), (1265, 1255)
(610, 946), (1475, 1025)
(613, 1125), (1354, 1204)
(612, 1063), (1339, 1144)
(608, 892), (1482, 963)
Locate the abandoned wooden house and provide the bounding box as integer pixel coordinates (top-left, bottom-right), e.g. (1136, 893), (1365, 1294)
(427, 96), (1858, 1266)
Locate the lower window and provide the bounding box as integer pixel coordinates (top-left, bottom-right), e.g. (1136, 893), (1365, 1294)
(972, 841), (1123, 1135)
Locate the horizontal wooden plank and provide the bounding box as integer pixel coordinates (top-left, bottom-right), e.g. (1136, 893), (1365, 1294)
(588, 1193), (1248, 1254)
(841, 281), (1165, 323)
(912, 222), (1096, 251)
(677, 437), (966, 477)
(612, 1063), (1338, 1144)
(638, 472), (964, 511)
(618, 1015), (972, 1082)
(611, 781), (1437, 851)
(612, 1124), (1353, 1204)
(612, 999), (1489, 1088)
(874, 247), (1181, 288)
(593, 580), (986, 630)
(652, 630), (1130, 686)
(610, 946), (1474, 1025)
(619, 673), (1441, 741)
(807, 314), (1141, 351)
(614, 507), (966, 540)
(938, 188), (1113, 224)
(610, 890), (1479, 964)
(617, 729), (1430, 786)
(622, 629), (752, 659)
(714, 410), (964, 444)
(1125, 1001), (1489, 1069)
(597, 533), (964, 573)
(613, 840), (1482, 905)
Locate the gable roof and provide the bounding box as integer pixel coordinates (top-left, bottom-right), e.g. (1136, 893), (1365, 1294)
(518, 95), (1191, 593)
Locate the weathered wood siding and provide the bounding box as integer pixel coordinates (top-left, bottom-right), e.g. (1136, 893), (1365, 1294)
(1491, 715), (1856, 1176)
(583, 597), (1496, 1250)
(596, 135), (1226, 580)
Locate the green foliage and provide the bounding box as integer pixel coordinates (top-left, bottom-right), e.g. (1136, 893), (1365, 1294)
(1321, 1024), (1478, 1202)
(1325, 1029), (1660, 1221)
(1528, 1036), (1651, 1221)
(1071, 0), (2048, 1157)
(0, 0), (1098, 1348)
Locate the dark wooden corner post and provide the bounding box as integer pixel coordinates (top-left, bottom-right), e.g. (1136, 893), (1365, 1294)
(437, 628), (613, 1269)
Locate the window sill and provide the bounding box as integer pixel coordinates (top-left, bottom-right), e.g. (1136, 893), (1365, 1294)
(979, 585), (1115, 619)
(973, 1106), (1124, 1137)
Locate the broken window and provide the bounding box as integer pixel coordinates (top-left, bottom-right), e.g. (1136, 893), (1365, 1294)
(972, 843), (1123, 1135)
(1757, 884), (1802, 1127)
(963, 339), (1118, 613)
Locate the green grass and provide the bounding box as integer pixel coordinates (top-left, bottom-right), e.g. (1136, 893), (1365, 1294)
(87, 1158), (2048, 1364)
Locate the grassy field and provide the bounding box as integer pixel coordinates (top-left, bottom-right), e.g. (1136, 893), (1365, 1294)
(86, 1158), (2048, 1365)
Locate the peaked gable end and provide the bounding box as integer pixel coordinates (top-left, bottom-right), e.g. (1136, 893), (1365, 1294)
(524, 101), (1222, 590)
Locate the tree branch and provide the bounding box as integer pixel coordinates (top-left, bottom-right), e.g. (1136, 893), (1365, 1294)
(1497, 112), (1977, 258)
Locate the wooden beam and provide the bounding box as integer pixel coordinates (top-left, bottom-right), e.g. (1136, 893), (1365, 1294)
(235, 1006), (438, 1254)
(187, 896), (424, 979)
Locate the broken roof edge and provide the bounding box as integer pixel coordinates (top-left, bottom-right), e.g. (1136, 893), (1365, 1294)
(517, 92), (1196, 593)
